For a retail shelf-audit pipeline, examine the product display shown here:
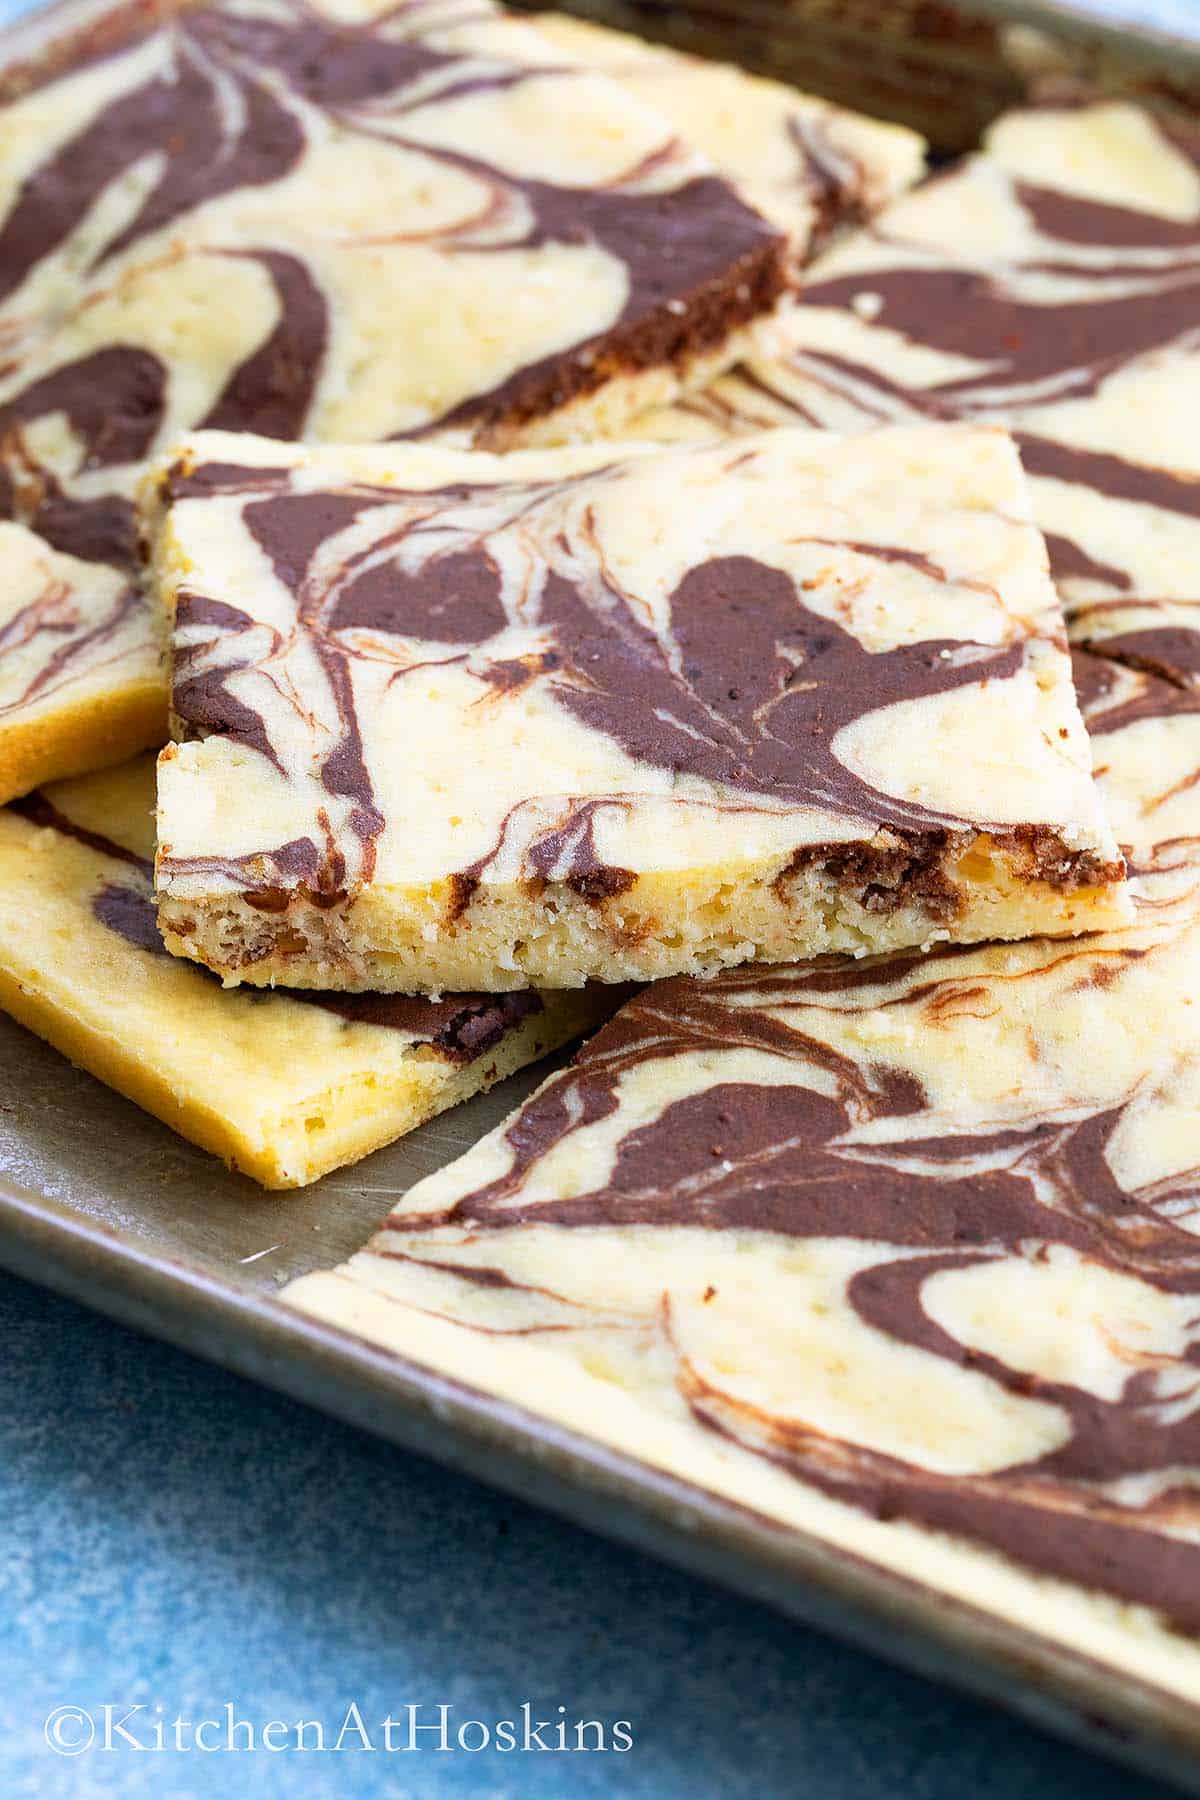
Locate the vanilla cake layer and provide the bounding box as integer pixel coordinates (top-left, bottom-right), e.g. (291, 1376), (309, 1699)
(148, 425), (1126, 994)
(285, 621), (1200, 1704)
(0, 757), (611, 1187)
(0, 0), (786, 802)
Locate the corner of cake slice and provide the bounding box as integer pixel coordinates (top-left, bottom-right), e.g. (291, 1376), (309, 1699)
(0, 755), (615, 1188)
(145, 423), (1129, 994)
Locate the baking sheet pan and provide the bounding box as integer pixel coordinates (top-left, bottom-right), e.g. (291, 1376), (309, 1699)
(4, 0), (1200, 1786)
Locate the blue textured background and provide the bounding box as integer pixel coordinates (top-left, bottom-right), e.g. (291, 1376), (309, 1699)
(1, 1274), (1182, 1800)
(1, 0), (1196, 1792)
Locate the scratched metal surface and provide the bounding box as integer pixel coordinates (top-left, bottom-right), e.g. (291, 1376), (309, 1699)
(0, 1006), (556, 1290)
(4, 0), (1200, 1788)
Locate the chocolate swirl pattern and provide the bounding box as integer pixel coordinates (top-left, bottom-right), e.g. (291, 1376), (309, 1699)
(637, 97), (1200, 643)
(0, 755), (613, 1187)
(286, 623), (1200, 1696)
(148, 425), (1124, 994)
(0, 0), (793, 806)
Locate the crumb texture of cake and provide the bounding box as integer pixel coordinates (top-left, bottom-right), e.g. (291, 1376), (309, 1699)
(0, 0), (786, 803)
(285, 613), (1200, 1700)
(529, 11), (926, 259)
(637, 95), (1200, 646)
(0, 755), (613, 1186)
(148, 423), (1126, 994)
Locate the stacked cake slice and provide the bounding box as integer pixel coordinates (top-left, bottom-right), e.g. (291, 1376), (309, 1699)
(143, 423), (1126, 997)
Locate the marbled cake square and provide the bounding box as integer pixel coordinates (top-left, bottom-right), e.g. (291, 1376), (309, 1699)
(147, 423), (1127, 993)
